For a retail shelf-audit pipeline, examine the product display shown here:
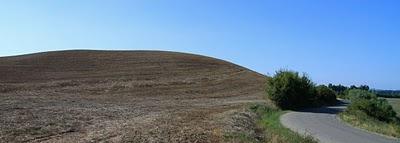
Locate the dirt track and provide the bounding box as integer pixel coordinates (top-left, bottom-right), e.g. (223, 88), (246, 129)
(0, 50), (267, 142)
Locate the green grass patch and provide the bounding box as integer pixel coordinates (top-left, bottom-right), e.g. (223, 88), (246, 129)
(224, 132), (261, 143)
(250, 104), (318, 143)
(339, 110), (400, 138)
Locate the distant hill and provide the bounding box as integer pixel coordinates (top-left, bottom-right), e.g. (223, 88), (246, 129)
(0, 50), (267, 142)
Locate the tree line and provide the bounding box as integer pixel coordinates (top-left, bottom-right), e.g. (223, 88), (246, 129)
(371, 89), (400, 98)
(327, 84), (400, 98)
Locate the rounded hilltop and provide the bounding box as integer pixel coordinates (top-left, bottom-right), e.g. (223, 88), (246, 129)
(0, 50), (267, 142)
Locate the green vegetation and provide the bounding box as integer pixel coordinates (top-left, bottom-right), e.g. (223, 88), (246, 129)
(328, 84), (370, 98)
(266, 70), (337, 110)
(224, 103), (318, 143)
(340, 89), (400, 137)
(315, 85), (337, 106)
(265, 70), (314, 109)
(386, 98), (400, 117)
(327, 84), (400, 98)
(250, 104), (318, 143)
(373, 90), (400, 98)
(223, 104), (318, 143)
(347, 90), (396, 122)
(224, 132), (261, 143)
(340, 111), (400, 138)
(265, 70), (400, 140)
(346, 89), (375, 100)
(327, 84), (348, 97)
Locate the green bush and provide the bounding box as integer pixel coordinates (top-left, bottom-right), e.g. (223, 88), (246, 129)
(266, 70), (315, 109)
(347, 89), (376, 100)
(315, 85), (337, 105)
(346, 89), (397, 122)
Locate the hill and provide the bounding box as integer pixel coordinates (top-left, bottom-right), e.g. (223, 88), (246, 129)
(0, 50), (267, 142)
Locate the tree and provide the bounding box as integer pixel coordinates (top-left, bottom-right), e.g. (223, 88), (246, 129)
(265, 70), (315, 109)
(359, 85), (370, 91)
(348, 85), (370, 91)
(328, 84), (348, 95)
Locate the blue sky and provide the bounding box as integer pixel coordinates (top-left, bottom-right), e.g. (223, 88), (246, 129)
(0, 0), (399, 89)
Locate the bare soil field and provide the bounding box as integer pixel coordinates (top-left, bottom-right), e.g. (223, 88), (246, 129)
(0, 50), (268, 143)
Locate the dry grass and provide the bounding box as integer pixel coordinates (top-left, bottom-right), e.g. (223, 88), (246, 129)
(0, 50), (268, 142)
(340, 110), (400, 138)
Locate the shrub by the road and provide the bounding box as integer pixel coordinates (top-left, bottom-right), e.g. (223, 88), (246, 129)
(265, 70), (336, 110)
(265, 70), (315, 109)
(315, 85), (337, 105)
(346, 89), (397, 122)
(340, 89), (400, 137)
(346, 89), (375, 100)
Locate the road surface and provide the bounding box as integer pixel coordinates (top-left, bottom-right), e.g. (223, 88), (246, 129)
(280, 101), (399, 143)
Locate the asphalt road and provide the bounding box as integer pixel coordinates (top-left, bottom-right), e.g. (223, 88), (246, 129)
(280, 101), (399, 143)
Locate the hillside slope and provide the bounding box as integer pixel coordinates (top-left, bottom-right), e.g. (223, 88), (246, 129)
(0, 50), (267, 142)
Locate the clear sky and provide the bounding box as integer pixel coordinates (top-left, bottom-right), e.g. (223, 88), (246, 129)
(0, 0), (399, 89)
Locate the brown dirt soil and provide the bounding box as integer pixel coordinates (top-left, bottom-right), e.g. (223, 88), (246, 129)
(0, 50), (268, 143)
